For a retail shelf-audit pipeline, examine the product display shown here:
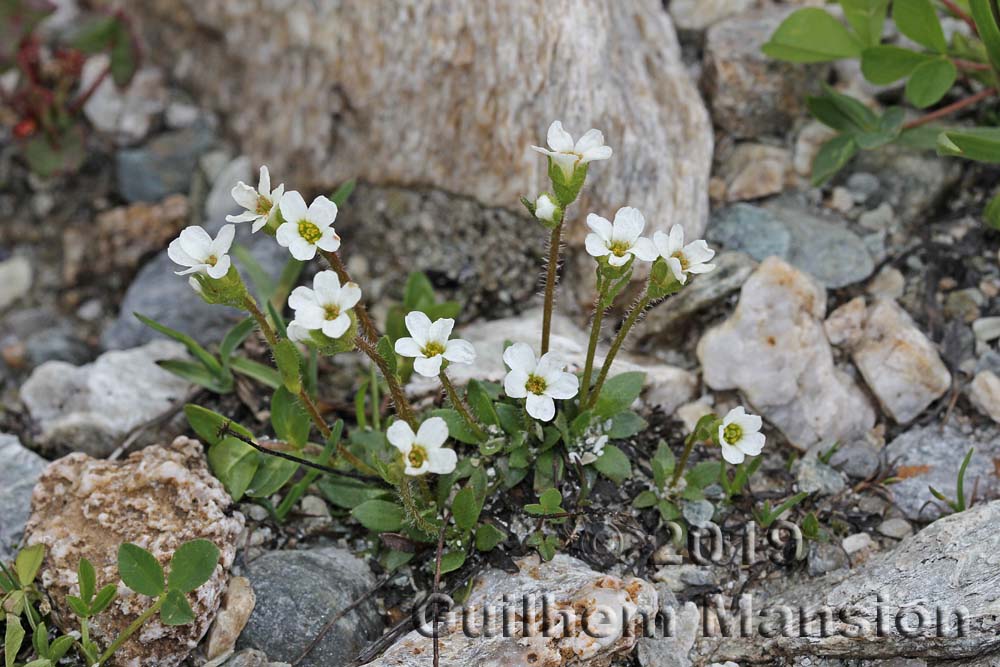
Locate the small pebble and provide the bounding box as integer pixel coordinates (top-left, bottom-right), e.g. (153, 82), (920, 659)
(829, 186), (854, 213)
(877, 518), (912, 539)
(846, 172), (880, 203)
(858, 202), (894, 231)
(843, 532), (874, 554)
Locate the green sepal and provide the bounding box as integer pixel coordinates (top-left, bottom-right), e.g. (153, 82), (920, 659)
(548, 158), (588, 207)
(647, 257), (683, 300)
(190, 265), (250, 308)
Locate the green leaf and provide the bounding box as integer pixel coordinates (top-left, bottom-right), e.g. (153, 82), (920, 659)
(893, 0), (947, 52)
(606, 411), (647, 440)
(686, 461), (722, 489)
(330, 179), (357, 207)
(971, 0), (1000, 72)
(167, 540), (219, 593)
(475, 523), (507, 551)
(78, 558), (96, 603)
(466, 380), (499, 426)
(351, 500), (405, 532)
(134, 313), (223, 375)
(159, 589), (195, 626)
(937, 127), (1000, 162)
(48, 635), (74, 662)
(594, 372), (645, 418)
(905, 58), (957, 108)
(207, 437), (259, 501)
(855, 107), (906, 149)
(429, 409), (480, 444)
(219, 318), (255, 367)
(270, 387), (311, 448)
(157, 359), (230, 393)
(633, 490), (659, 509)
(860, 45), (930, 84)
(90, 585), (117, 616)
(451, 487), (482, 531)
(5, 614), (24, 667)
(811, 134), (859, 185)
(66, 595), (90, 618)
(318, 476), (391, 509)
(985, 189), (1000, 230)
(495, 403), (524, 435)
(109, 23), (138, 86)
(593, 445), (631, 483)
(761, 8), (862, 62)
(376, 336), (398, 375)
(184, 404), (253, 447)
(15, 544), (44, 587)
(839, 0), (889, 47)
(22, 127), (85, 177)
(438, 551), (466, 574)
(807, 86), (878, 132)
(70, 16), (118, 52)
(403, 272), (436, 310)
(118, 544), (165, 597)
(274, 339), (302, 394)
(229, 357), (282, 389)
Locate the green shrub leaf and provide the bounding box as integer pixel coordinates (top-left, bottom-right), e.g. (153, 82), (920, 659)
(594, 372), (645, 418)
(167, 540), (220, 593)
(811, 134), (859, 185)
(451, 486), (483, 531)
(893, 0), (947, 53)
(351, 500), (405, 532)
(159, 589), (195, 626)
(971, 0), (1000, 72)
(475, 523), (506, 551)
(937, 127), (1000, 163)
(593, 445), (632, 483)
(839, 0), (889, 47)
(117, 544), (165, 597)
(762, 8), (862, 62)
(904, 58), (956, 108)
(15, 544), (44, 588)
(860, 45), (929, 84)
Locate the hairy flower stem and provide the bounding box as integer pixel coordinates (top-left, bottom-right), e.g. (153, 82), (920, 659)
(398, 477), (437, 535)
(584, 293), (651, 410)
(670, 436), (698, 489)
(354, 335), (418, 428)
(540, 223), (563, 354)
(319, 249), (380, 343)
(579, 276), (609, 407)
(97, 596), (164, 665)
(438, 370), (486, 440)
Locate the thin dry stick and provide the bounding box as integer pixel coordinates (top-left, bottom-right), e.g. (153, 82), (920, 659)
(903, 87), (996, 130)
(540, 223), (563, 354)
(319, 249), (381, 342)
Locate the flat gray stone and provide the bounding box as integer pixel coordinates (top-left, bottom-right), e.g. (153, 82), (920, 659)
(0, 434), (46, 562)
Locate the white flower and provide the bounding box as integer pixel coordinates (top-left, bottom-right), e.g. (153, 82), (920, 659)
(167, 224), (235, 279)
(275, 191), (341, 260)
(288, 270), (361, 340)
(585, 207), (659, 267)
(718, 407), (765, 465)
(287, 320), (312, 343)
(535, 194), (557, 222)
(503, 342), (579, 422)
(531, 120), (613, 180)
(394, 311), (476, 377)
(227, 165), (285, 233)
(387, 417), (457, 476)
(652, 224), (716, 285)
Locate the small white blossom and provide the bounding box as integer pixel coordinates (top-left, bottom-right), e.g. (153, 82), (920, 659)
(652, 224), (716, 284)
(585, 207), (658, 267)
(531, 120), (612, 179)
(288, 270), (361, 340)
(535, 194), (557, 222)
(394, 311), (476, 377)
(287, 320), (312, 343)
(227, 165), (284, 232)
(387, 417), (457, 476)
(276, 191), (341, 260)
(503, 342), (579, 422)
(718, 407), (765, 465)
(167, 224), (235, 279)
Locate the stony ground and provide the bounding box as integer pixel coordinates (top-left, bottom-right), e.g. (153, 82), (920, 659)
(2, 1), (1000, 667)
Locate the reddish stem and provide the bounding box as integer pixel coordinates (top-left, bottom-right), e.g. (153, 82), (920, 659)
(70, 63), (110, 115)
(941, 0), (979, 35)
(954, 58), (992, 72)
(902, 87), (996, 130)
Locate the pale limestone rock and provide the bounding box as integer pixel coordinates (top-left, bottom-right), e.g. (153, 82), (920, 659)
(697, 257), (875, 449)
(0, 255), (32, 312)
(866, 265), (905, 300)
(721, 143), (790, 202)
(128, 0), (712, 242)
(851, 299), (951, 423)
(669, 0), (754, 30)
(81, 55), (168, 144)
(20, 340), (192, 457)
(411, 308), (697, 415)
(23, 438), (244, 667)
(205, 576), (256, 661)
(824, 296), (866, 347)
(367, 554), (657, 667)
(969, 370), (1000, 424)
(0, 434), (46, 562)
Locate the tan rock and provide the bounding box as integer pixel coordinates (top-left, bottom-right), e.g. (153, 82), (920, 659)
(205, 576), (256, 661)
(698, 257), (875, 449)
(824, 296), (866, 347)
(721, 143), (790, 202)
(128, 0), (712, 241)
(970, 371), (1000, 424)
(23, 438), (244, 667)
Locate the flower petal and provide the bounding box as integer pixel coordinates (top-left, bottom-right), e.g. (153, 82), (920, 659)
(526, 393), (556, 422)
(574, 128), (605, 155)
(684, 239), (716, 264)
(687, 262), (716, 275)
(668, 224), (685, 254)
(387, 421), (415, 452)
(338, 282), (362, 310)
(443, 339), (476, 364)
(279, 190), (308, 223)
(316, 227), (342, 252)
(231, 182), (258, 210)
(308, 195), (339, 226)
(207, 255), (230, 279)
(585, 233), (611, 258)
(295, 304), (326, 330)
(275, 222), (297, 248)
(503, 342), (536, 374)
(417, 416), (450, 448)
(288, 236), (318, 261)
(258, 166), (271, 196)
(413, 355), (444, 377)
(504, 369), (529, 398)
(652, 230), (671, 259)
(740, 432), (766, 456)
(720, 442), (745, 465)
(666, 257), (687, 284)
(426, 447), (457, 475)
(288, 285), (318, 311)
(631, 237), (659, 262)
(212, 224), (236, 255)
(177, 226), (213, 261)
(322, 313), (351, 339)
(723, 406), (746, 426)
(546, 120), (574, 153)
(167, 238), (199, 268)
(534, 351), (565, 379)
(405, 461), (429, 476)
(313, 270), (342, 298)
(394, 337), (423, 358)
(612, 207), (645, 244)
(427, 317), (455, 344)
(545, 371), (579, 400)
(404, 311), (433, 345)
(586, 214), (613, 242)
(607, 252), (630, 267)
(226, 210), (259, 223)
(580, 145), (612, 163)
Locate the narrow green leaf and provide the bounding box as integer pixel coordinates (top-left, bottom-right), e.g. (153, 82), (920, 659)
(219, 318), (255, 367)
(117, 544), (165, 597)
(66, 595), (90, 618)
(229, 357), (282, 389)
(970, 0), (1000, 72)
(403, 272), (436, 310)
(606, 411), (647, 440)
(811, 134), (859, 185)
(761, 8), (862, 62)
(893, 0), (947, 52)
(633, 490), (659, 509)
(157, 359), (231, 393)
(167, 540), (220, 593)
(78, 558), (96, 603)
(90, 585), (117, 615)
(184, 404), (253, 447)
(4, 615), (24, 667)
(272, 258), (305, 308)
(270, 386), (311, 448)
(206, 437), (259, 501)
(376, 336), (398, 375)
(134, 313), (223, 375)
(15, 544), (44, 587)
(904, 58), (957, 108)
(438, 551), (466, 574)
(319, 476), (391, 509)
(274, 338), (302, 394)
(159, 589), (195, 626)
(232, 245), (276, 302)
(937, 127), (1000, 162)
(246, 456), (299, 498)
(985, 189), (1000, 229)
(466, 380), (500, 426)
(330, 179), (357, 207)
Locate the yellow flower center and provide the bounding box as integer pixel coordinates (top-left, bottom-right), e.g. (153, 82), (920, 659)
(407, 445), (427, 469)
(672, 251), (689, 271)
(608, 240), (630, 257)
(324, 304), (341, 321)
(206, 255), (218, 266)
(298, 220), (322, 244)
(525, 374), (547, 395)
(723, 423), (743, 446)
(422, 341), (446, 357)
(255, 195), (272, 216)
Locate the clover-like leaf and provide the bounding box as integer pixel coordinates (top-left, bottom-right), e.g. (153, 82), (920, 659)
(167, 540), (220, 594)
(117, 543), (165, 597)
(159, 589), (195, 626)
